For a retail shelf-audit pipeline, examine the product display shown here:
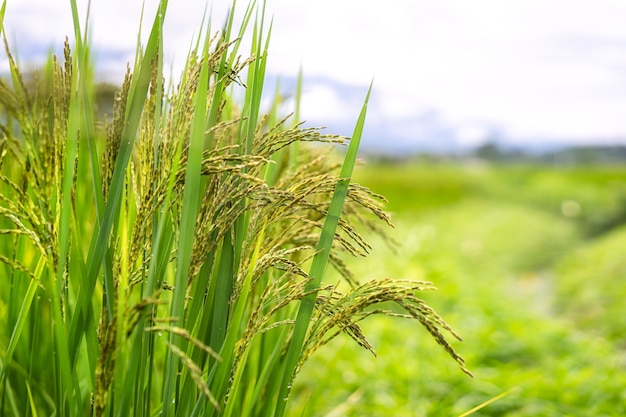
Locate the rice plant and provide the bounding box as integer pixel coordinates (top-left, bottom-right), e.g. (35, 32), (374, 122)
(0, 0), (469, 415)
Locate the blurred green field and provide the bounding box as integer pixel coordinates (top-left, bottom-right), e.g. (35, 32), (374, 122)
(289, 161), (626, 416)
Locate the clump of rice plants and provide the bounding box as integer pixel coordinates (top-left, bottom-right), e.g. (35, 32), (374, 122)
(0, 1), (469, 416)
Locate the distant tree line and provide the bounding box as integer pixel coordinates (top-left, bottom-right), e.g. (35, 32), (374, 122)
(473, 141), (626, 165)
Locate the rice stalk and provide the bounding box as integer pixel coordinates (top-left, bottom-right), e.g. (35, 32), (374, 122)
(0, 1), (470, 416)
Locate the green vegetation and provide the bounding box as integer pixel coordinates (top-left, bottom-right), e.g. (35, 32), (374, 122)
(287, 161), (626, 416)
(2, 0), (624, 415)
(0, 2), (467, 416)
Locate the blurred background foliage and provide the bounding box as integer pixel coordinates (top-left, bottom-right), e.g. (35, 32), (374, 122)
(289, 160), (626, 416)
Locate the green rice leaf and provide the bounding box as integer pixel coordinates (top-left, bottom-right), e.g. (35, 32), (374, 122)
(0, 258), (44, 385)
(160, 10), (211, 415)
(274, 81), (373, 417)
(68, 0), (168, 360)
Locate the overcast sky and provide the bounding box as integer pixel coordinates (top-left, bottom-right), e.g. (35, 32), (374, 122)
(3, 0), (626, 152)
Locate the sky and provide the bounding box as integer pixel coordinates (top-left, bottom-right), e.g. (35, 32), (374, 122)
(3, 0), (626, 153)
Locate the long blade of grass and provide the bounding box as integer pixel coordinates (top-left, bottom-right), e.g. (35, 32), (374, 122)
(68, 0), (103, 398)
(191, 7), (271, 415)
(274, 82), (373, 417)
(242, 2), (270, 155)
(457, 387), (520, 417)
(67, 0), (168, 362)
(192, 224), (267, 417)
(205, 0), (257, 148)
(114, 9), (168, 417)
(0, 1), (6, 35)
(231, 324), (290, 417)
(25, 381), (39, 417)
(160, 15), (211, 416)
(208, 234), (235, 355)
(69, 0), (105, 236)
(0, 258), (44, 385)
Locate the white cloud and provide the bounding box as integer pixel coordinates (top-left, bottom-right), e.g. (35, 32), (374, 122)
(4, 0), (626, 149)
(270, 1), (626, 146)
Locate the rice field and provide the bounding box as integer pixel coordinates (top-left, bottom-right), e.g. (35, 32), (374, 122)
(2, 0), (626, 416)
(289, 161), (626, 416)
